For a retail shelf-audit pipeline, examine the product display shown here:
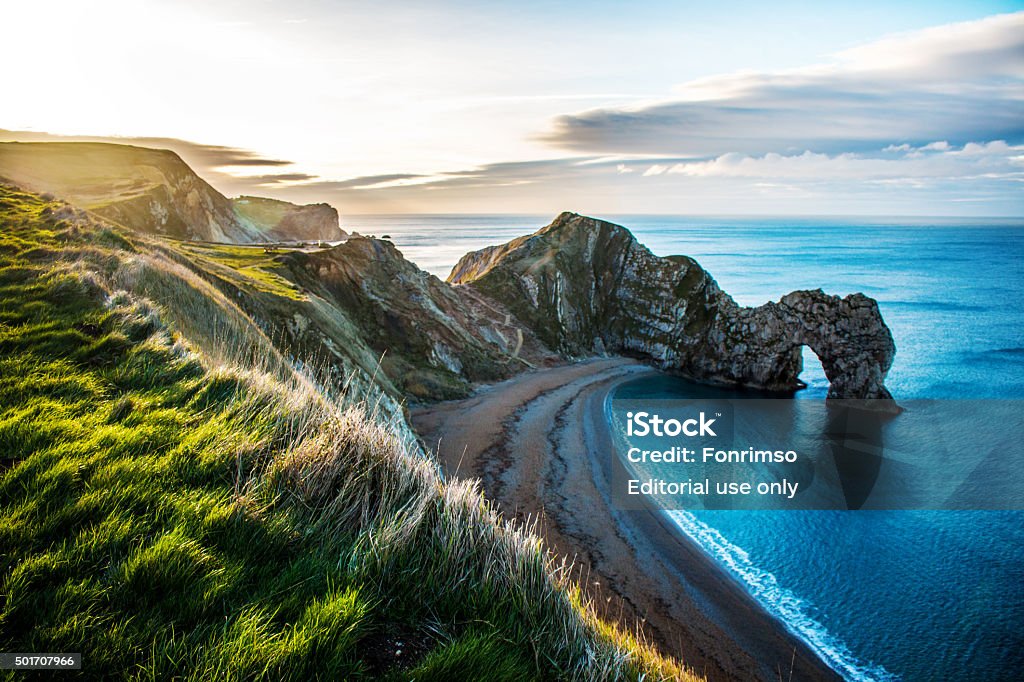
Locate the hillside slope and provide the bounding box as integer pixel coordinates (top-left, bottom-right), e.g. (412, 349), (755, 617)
(0, 185), (696, 680)
(277, 237), (557, 400)
(130, 230), (554, 404)
(0, 142), (344, 244)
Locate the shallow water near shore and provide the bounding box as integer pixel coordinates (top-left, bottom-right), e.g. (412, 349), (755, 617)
(356, 213), (1024, 681)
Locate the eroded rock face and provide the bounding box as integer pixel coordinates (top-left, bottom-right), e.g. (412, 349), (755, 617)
(232, 196), (347, 242)
(701, 289), (896, 401)
(450, 212), (897, 405)
(280, 237), (557, 401)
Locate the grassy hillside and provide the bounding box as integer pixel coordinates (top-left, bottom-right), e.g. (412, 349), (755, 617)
(0, 142), (262, 243)
(0, 185), (698, 680)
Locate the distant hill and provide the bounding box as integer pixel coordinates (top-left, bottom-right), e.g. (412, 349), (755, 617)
(0, 142), (343, 243)
(233, 195), (346, 242)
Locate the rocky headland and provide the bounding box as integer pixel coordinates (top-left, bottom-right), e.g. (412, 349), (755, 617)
(0, 145), (900, 681)
(275, 235), (557, 401)
(233, 195), (346, 242)
(450, 211), (897, 406)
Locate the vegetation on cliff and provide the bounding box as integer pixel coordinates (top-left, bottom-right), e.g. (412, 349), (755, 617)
(0, 142), (342, 244)
(0, 185), (697, 680)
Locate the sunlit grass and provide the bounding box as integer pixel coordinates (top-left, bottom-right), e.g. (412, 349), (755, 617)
(0, 184), (699, 680)
(176, 242), (305, 300)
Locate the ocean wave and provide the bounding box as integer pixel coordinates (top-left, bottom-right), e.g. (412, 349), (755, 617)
(665, 509), (898, 682)
(961, 347), (1024, 367)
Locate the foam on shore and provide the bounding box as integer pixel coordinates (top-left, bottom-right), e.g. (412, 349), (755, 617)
(663, 508), (896, 682)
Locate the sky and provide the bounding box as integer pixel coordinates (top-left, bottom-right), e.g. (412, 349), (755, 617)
(2, 0), (1023, 216)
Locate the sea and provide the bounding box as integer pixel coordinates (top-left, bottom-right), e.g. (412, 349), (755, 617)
(344, 214), (1024, 682)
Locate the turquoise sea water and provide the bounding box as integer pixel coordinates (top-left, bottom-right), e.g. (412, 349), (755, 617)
(347, 214), (1024, 681)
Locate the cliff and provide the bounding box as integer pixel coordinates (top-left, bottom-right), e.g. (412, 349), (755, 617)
(0, 140), (898, 407)
(277, 236), (556, 400)
(0, 142), (264, 242)
(450, 212), (897, 405)
(0, 142), (343, 244)
(233, 195), (347, 242)
(0, 140), (552, 403)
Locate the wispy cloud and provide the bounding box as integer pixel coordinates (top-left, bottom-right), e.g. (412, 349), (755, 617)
(539, 12), (1024, 157)
(272, 146), (1023, 216)
(294, 173), (433, 191)
(0, 130), (294, 169)
(246, 172), (319, 185)
(3, 11), (1022, 216)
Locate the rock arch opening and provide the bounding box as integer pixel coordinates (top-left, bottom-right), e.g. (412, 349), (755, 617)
(797, 345), (829, 399)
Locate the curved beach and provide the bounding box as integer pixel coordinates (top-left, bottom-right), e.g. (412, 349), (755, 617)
(412, 358), (840, 682)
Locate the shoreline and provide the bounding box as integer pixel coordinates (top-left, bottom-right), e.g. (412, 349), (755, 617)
(411, 358), (840, 681)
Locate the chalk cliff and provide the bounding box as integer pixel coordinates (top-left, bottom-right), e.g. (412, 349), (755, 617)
(450, 212), (897, 406)
(0, 142), (264, 242)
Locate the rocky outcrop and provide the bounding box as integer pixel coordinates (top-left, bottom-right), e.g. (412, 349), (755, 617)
(0, 143), (553, 402)
(450, 212), (897, 406)
(699, 289), (897, 402)
(232, 196), (347, 242)
(278, 237), (557, 400)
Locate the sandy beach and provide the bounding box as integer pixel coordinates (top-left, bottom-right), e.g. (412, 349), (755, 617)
(412, 358), (840, 682)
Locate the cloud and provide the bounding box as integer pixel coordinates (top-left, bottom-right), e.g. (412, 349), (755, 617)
(119, 138), (291, 168)
(271, 145), (1023, 216)
(651, 141), (1024, 184)
(288, 159), (587, 198)
(539, 12), (1024, 157)
(245, 172), (319, 185)
(297, 173), (432, 191)
(5, 8), (1022, 220)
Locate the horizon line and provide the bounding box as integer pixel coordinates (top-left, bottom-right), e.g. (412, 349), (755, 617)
(338, 211), (1024, 220)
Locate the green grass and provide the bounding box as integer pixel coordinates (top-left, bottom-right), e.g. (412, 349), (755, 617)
(0, 185), (698, 681)
(0, 194), (367, 678)
(176, 242), (305, 300)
